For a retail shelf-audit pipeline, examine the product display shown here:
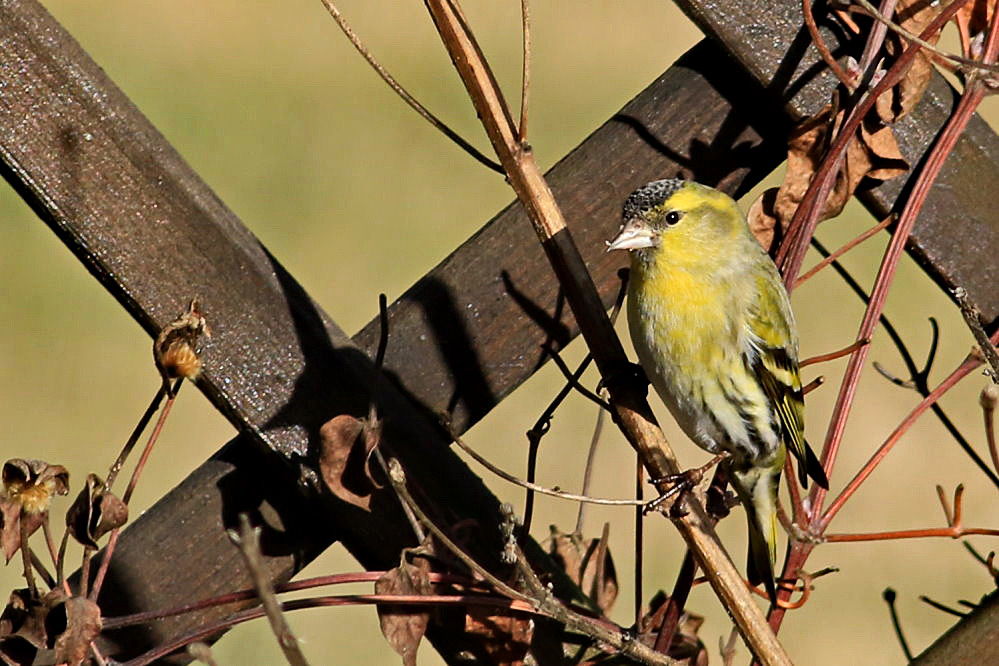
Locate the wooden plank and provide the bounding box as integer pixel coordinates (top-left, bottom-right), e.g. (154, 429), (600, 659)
(675, 0), (999, 324)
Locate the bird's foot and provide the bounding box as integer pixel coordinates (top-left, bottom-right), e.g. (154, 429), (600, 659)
(643, 454), (727, 516)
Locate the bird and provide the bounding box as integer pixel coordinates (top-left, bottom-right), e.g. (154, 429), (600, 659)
(606, 178), (828, 601)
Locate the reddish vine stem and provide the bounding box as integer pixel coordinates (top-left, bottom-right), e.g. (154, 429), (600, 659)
(776, 0), (972, 284)
(810, 26), (997, 524)
(120, 594), (539, 666)
(802, 0), (853, 86)
(793, 216), (892, 288)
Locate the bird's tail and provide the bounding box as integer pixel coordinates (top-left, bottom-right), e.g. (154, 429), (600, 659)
(729, 462), (781, 603)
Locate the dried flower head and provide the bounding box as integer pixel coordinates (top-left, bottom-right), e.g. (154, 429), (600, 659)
(2, 459), (69, 515)
(154, 299), (211, 391)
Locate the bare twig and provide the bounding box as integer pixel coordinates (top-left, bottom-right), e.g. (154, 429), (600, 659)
(448, 426), (644, 506)
(105, 384), (168, 490)
(955, 287), (999, 382)
(229, 514), (310, 666)
(821, 356), (982, 528)
(575, 388), (610, 533)
(982, 385), (999, 474)
(542, 343), (612, 411)
(317, 0), (502, 173)
(793, 216), (892, 288)
(815, 243), (999, 488)
(920, 595), (968, 617)
(802, 0), (853, 86)
(386, 458), (530, 603)
(19, 512), (37, 597)
(386, 458), (675, 665)
(800, 339), (870, 368)
(883, 588), (914, 661)
(517, 0), (530, 141)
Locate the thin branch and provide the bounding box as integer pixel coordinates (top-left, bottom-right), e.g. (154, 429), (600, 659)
(800, 339), (870, 368)
(542, 343), (612, 411)
(777, 0), (971, 283)
(802, 0), (853, 86)
(119, 593), (538, 666)
(793, 215), (892, 288)
(955, 287), (999, 382)
(385, 458), (531, 603)
(816, 242), (999, 488)
(228, 514), (310, 666)
(103, 571), (495, 631)
(982, 385), (999, 474)
(821, 356), (981, 528)
(317, 0), (503, 173)
(448, 428), (645, 506)
(809, 18), (988, 519)
(517, 0), (530, 141)
(105, 384), (168, 490)
(919, 595), (968, 617)
(883, 589), (914, 661)
(575, 389), (610, 533)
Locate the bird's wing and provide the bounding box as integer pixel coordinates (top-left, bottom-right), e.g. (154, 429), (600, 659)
(746, 276), (828, 489)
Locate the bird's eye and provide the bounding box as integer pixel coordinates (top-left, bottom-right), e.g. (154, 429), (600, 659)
(664, 210), (683, 226)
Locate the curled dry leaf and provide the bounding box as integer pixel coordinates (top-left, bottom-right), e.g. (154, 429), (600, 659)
(374, 554), (433, 666)
(319, 415), (377, 511)
(548, 525), (618, 615)
(65, 474), (128, 549)
(873, 0), (944, 124)
(464, 606), (533, 666)
(154, 298), (210, 391)
(956, 0), (996, 57)
(747, 103), (907, 240)
(636, 591), (708, 665)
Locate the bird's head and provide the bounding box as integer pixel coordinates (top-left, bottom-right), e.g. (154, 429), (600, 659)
(606, 179), (746, 268)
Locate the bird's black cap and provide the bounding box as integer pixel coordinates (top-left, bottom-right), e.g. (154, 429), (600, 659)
(622, 178), (685, 220)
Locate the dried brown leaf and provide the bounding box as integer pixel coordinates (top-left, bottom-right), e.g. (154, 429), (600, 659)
(464, 607), (533, 666)
(747, 187), (780, 252)
(548, 525), (618, 615)
(892, 0), (944, 123)
(66, 474), (128, 549)
(319, 415), (374, 511)
(860, 118), (909, 180)
(957, 0), (996, 55)
(767, 102), (908, 235)
(635, 591), (707, 664)
(374, 556), (432, 666)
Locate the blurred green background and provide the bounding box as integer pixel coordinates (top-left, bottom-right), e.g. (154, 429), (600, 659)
(1, 1), (997, 664)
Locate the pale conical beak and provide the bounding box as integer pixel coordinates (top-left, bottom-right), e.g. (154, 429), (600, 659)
(605, 218), (657, 252)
